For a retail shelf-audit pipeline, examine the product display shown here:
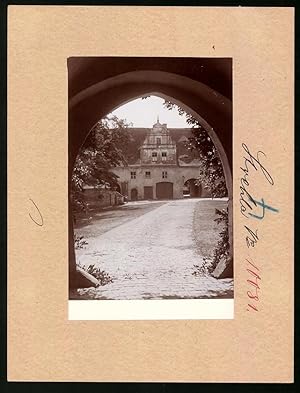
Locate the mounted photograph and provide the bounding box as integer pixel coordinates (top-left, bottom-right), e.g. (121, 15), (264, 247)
(68, 57), (233, 315)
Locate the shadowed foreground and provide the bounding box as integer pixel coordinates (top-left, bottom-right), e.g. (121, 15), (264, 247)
(71, 199), (233, 300)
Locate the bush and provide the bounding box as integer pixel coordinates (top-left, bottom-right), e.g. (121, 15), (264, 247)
(210, 208), (229, 270)
(75, 234), (113, 286)
(74, 234), (88, 250)
(193, 208), (229, 275)
(78, 263), (114, 286)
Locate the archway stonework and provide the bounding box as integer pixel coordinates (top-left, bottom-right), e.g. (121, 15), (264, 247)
(69, 59), (232, 288)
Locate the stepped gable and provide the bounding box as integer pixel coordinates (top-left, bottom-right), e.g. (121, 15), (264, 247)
(124, 127), (198, 165)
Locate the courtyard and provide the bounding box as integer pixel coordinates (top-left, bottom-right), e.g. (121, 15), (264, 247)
(71, 198), (233, 300)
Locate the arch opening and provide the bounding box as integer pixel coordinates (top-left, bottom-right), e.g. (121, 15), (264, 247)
(71, 90), (232, 202)
(184, 178), (202, 198)
(69, 71), (233, 290)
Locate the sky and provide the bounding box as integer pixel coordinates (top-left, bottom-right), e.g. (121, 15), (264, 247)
(110, 96), (190, 128)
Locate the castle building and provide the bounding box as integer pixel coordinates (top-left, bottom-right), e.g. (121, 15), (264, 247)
(111, 119), (212, 201)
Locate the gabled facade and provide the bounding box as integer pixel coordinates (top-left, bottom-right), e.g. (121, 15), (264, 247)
(111, 120), (212, 201)
(140, 118), (177, 166)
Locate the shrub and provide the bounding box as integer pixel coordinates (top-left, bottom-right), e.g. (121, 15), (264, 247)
(210, 208), (229, 270)
(193, 208), (229, 275)
(74, 234), (88, 250)
(78, 263), (114, 286)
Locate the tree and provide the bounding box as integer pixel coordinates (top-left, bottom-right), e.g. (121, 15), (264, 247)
(164, 101), (230, 275)
(164, 101), (227, 197)
(71, 115), (132, 213)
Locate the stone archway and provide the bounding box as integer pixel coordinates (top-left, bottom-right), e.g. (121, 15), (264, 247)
(69, 61), (232, 288)
(184, 179), (202, 198)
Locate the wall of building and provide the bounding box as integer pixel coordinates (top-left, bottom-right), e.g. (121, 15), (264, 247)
(82, 188), (124, 209)
(112, 166), (211, 200)
(140, 122), (177, 165)
(140, 144), (177, 165)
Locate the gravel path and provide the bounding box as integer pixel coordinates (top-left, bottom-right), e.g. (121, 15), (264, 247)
(74, 199), (233, 300)
(74, 200), (166, 241)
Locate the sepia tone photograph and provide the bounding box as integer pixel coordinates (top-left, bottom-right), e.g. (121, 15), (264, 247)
(68, 57), (233, 302)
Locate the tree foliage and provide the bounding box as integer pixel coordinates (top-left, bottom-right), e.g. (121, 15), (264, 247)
(193, 208), (229, 275)
(164, 100), (230, 275)
(164, 101), (227, 197)
(71, 115), (132, 213)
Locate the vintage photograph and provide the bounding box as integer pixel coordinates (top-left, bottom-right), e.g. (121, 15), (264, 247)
(68, 57), (233, 301)
(7, 4), (294, 381)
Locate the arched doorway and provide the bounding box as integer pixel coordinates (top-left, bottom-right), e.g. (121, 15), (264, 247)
(156, 182), (173, 199)
(68, 60), (232, 287)
(130, 188), (138, 201)
(183, 179), (202, 198)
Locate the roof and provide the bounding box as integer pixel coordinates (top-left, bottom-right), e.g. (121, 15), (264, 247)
(122, 128), (200, 165)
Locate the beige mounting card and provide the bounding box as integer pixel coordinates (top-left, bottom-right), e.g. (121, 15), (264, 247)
(7, 6), (294, 382)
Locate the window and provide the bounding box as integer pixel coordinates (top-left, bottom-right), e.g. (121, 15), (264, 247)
(145, 171), (151, 179)
(162, 171), (168, 179)
(156, 138), (161, 145)
(152, 152), (157, 162)
(162, 151), (167, 161)
(131, 171), (136, 179)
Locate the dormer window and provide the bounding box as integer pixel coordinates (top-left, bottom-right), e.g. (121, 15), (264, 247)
(152, 152), (158, 162)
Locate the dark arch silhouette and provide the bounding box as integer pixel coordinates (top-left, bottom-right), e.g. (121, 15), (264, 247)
(68, 58), (233, 288)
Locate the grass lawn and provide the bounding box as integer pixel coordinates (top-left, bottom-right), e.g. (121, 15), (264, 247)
(193, 199), (228, 259)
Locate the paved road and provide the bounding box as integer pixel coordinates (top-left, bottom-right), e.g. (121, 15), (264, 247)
(74, 200), (166, 241)
(75, 199), (233, 300)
